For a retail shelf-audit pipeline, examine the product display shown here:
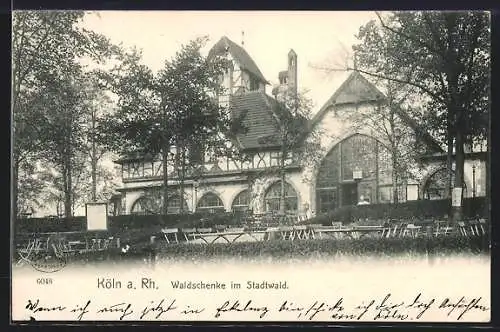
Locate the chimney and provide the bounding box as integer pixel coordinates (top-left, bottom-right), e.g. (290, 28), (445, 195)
(288, 49), (298, 99)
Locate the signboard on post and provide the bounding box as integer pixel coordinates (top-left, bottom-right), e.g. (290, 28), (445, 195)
(85, 202), (108, 231)
(452, 187), (463, 207)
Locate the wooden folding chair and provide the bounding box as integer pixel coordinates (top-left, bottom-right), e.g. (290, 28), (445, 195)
(278, 226), (294, 240)
(161, 228), (179, 244)
(293, 225), (308, 239)
(479, 219), (487, 235)
(307, 224), (323, 239)
(469, 220), (480, 236)
(181, 228), (197, 242)
(457, 222), (468, 236)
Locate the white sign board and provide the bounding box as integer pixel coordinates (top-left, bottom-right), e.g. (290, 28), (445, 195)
(353, 170), (363, 180)
(452, 187), (462, 207)
(85, 202), (108, 231)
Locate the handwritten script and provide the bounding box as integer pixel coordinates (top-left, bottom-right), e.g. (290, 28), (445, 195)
(23, 293), (489, 322)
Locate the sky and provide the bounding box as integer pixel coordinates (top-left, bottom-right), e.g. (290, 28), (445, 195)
(81, 11), (379, 113)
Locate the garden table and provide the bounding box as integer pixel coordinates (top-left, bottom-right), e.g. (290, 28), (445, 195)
(313, 226), (384, 240)
(402, 224), (422, 238)
(184, 229), (268, 244)
(433, 220), (453, 236)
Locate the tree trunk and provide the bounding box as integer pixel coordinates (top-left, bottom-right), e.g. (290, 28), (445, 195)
(445, 118), (453, 199)
(64, 152), (73, 218)
(279, 142), (287, 216)
(279, 168), (286, 216)
(392, 160), (399, 204)
(91, 110), (97, 202)
(247, 173), (254, 213)
(179, 145), (186, 214)
(391, 147), (398, 204)
(162, 148), (169, 216)
(12, 158), (19, 219)
(452, 116), (465, 223)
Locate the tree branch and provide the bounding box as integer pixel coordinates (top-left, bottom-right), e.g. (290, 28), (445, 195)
(375, 11), (444, 58)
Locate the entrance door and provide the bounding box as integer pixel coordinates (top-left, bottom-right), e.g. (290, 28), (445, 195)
(317, 189), (337, 213)
(342, 183), (358, 206)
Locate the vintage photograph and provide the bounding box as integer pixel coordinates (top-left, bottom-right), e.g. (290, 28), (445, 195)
(11, 10), (490, 323)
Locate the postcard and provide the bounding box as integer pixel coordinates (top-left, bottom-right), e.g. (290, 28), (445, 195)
(11, 10), (491, 324)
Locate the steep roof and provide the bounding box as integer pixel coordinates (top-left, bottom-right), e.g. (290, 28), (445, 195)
(230, 91), (283, 150)
(309, 71), (443, 153)
(311, 71), (385, 126)
(208, 36), (269, 84)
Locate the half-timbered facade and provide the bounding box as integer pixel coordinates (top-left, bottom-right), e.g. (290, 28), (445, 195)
(113, 36), (487, 218)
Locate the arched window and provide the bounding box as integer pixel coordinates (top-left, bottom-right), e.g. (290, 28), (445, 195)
(197, 192), (225, 213)
(130, 192), (162, 215)
(130, 191), (189, 215)
(423, 168), (467, 200)
(264, 181), (298, 213)
(315, 134), (395, 212)
(231, 189), (251, 212)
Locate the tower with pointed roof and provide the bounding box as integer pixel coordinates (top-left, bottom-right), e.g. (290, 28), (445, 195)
(208, 36), (268, 108)
(272, 49), (298, 102)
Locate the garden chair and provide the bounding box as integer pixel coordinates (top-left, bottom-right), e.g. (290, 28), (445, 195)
(457, 222), (469, 236)
(293, 225), (308, 239)
(278, 226), (295, 241)
(380, 221), (393, 238)
(161, 228), (179, 244)
(331, 222), (342, 230)
(403, 224), (421, 238)
(390, 224), (401, 238)
(262, 227), (278, 241)
(306, 224), (323, 239)
(396, 223), (408, 238)
(479, 218), (487, 235)
(297, 214), (308, 223)
(468, 219), (481, 236)
(181, 228), (197, 242)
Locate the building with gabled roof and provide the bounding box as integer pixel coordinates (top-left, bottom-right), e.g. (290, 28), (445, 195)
(112, 36), (486, 218)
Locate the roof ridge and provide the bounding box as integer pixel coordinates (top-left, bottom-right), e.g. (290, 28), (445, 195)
(211, 36), (269, 84)
(309, 71), (385, 127)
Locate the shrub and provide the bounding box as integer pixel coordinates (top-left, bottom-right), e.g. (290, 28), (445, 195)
(303, 197), (487, 225)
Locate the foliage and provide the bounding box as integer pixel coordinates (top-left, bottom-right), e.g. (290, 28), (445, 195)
(97, 36), (245, 214)
(15, 210), (250, 234)
(351, 11), (490, 218)
(256, 89), (324, 214)
(12, 11), (119, 217)
(353, 11), (490, 143)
